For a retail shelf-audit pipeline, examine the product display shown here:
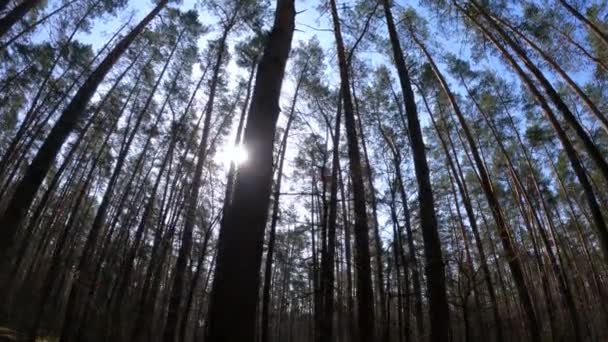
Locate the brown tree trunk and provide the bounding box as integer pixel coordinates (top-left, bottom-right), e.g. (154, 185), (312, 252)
(472, 1), (608, 186)
(557, 0), (608, 47)
(319, 95), (342, 342)
(420, 89), (505, 342)
(328, 0), (376, 340)
(163, 25), (232, 342)
(462, 77), (584, 341)
(463, 6), (608, 264)
(414, 35), (541, 342)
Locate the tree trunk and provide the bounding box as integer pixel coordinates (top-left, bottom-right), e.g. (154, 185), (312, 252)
(319, 94), (342, 342)
(328, 0), (376, 340)
(557, 0), (608, 47)
(421, 89), (505, 342)
(472, 2), (608, 188)
(261, 71), (301, 342)
(205, 0), (295, 340)
(382, 2), (451, 341)
(0, 0), (168, 255)
(163, 24), (231, 342)
(0, 0), (41, 39)
(463, 7), (608, 264)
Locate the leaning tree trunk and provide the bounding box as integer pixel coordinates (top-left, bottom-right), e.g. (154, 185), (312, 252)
(162, 22), (232, 342)
(382, 2), (451, 341)
(491, 13), (608, 135)
(421, 89), (505, 342)
(462, 77), (584, 341)
(472, 1), (608, 188)
(0, 0), (41, 39)
(557, 0), (608, 47)
(415, 35), (541, 342)
(462, 6), (608, 264)
(0, 0), (169, 255)
(204, 0), (295, 340)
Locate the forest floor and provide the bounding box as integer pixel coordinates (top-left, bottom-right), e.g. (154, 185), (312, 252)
(0, 326), (56, 342)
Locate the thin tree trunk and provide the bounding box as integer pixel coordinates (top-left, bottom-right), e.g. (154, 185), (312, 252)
(462, 6), (608, 264)
(163, 25), (231, 342)
(414, 35), (541, 342)
(328, 0), (376, 340)
(319, 94), (342, 342)
(382, 2), (450, 341)
(557, 0), (608, 47)
(261, 72), (301, 342)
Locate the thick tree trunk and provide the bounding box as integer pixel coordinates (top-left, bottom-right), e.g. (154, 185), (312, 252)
(205, 0), (295, 340)
(0, 0), (41, 39)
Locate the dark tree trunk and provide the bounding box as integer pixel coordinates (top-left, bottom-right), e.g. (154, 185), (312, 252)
(463, 6), (608, 265)
(0, 0), (168, 255)
(557, 0), (608, 47)
(472, 1), (608, 187)
(163, 24), (231, 342)
(261, 67), (302, 342)
(382, 2), (451, 341)
(0, 0), (41, 39)
(319, 94), (342, 342)
(421, 89), (505, 342)
(205, 0), (295, 340)
(328, 0), (376, 340)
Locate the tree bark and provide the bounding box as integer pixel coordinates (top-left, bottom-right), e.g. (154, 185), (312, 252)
(0, 0), (168, 255)
(0, 0), (41, 39)
(382, 2), (451, 341)
(328, 0), (376, 340)
(205, 0), (295, 340)
(414, 35), (541, 342)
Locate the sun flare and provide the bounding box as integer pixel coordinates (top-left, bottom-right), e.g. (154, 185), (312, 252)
(218, 144), (249, 168)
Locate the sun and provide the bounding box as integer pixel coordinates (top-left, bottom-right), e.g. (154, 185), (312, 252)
(217, 144), (249, 169)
